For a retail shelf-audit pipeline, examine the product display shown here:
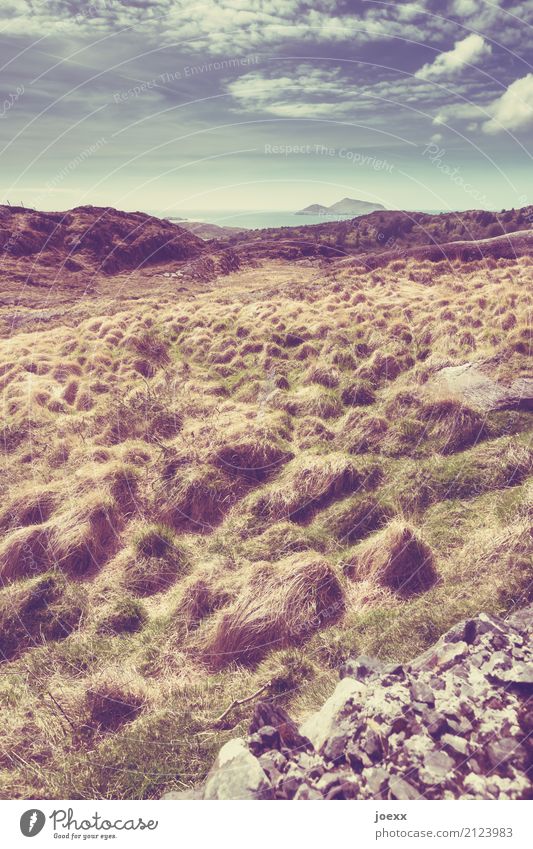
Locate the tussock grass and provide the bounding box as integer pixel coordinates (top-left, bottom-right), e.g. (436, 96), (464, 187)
(347, 520), (438, 596)
(249, 452), (382, 524)
(125, 524), (189, 596)
(0, 572), (85, 661)
(0, 251), (531, 799)
(162, 465), (240, 532)
(86, 675), (146, 730)
(199, 553), (344, 669)
(317, 494), (394, 544)
(210, 421), (293, 481)
(96, 598), (147, 635)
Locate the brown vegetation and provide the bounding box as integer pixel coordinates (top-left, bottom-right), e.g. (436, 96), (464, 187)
(0, 206), (531, 799)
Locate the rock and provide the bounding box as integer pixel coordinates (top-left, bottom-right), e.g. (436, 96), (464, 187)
(279, 775), (303, 799)
(411, 639), (468, 672)
(482, 651), (512, 676)
(340, 654), (384, 682)
(441, 733), (469, 756)
(437, 641), (470, 671)
(250, 702), (312, 752)
(321, 724), (350, 764)
(507, 605), (533, 633)
(315, 772), (344, 794)
(425, 711), (449, 739)
(300, 677), (366, 751)
(429, 361), (533, 413)
(517, 703), (533, 734)
(248, 724), (280, 756)
(294, 783), (323, 800)
(363, 729), (384, 761)
(161, 787), (203, 799)
(464, 773), (490, 796)
(488, 662), (533, 688)
(181, 605), (533, 801)
(486, 739), (527, 770)
(364, 766), (390, 796)
(410, 681), (435, 705)
(326, 780), (360, 799)
(445, 715), (473, 735)
(419, 750), (455, 785)
(204, 738), (273, 800)
(259, 750), (287, 782)
(389, 775), (421, 800)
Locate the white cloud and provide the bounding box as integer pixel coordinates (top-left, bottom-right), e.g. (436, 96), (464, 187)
(482, 73), (533, 134)
(451, 0), (481, 16)
(433, 101), (489, 125)
(227, 65), (354, 117)
(415, 34), (491, 80)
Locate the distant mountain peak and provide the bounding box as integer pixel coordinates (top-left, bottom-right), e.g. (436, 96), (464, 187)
(297, 197), (385, 216)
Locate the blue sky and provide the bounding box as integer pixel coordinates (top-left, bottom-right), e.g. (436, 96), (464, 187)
(0, 1), (532, 213)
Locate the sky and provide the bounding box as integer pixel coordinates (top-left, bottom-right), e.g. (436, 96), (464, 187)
(0, 0), (532, 214)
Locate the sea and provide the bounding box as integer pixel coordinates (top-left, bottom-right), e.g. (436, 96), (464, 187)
(150, 208), (447, 230)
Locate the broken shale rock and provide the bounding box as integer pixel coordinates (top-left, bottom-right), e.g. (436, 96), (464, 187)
(175, 604), (532, 799)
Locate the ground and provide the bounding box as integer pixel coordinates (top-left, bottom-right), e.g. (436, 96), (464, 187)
(0, 250), (531, 799)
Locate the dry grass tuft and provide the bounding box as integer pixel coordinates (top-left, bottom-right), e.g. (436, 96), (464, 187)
(0, 572), (84, 661)
(86, 677), (145, 730)
(348, 520), (438, 596)
(162, 465), (240, 532)
(96, 597), (147, 635)
(341, 381), (376, 407)
(200, 553), (344, 669)
(125, 523), (189, 595)
(418, 398), (485, 454)
(306, 362), (340, 388)
(319, 495), (394, 544)
(211, 422), (293, 481)
(251, 452), (381, 524)
(179, 575), (232, 632)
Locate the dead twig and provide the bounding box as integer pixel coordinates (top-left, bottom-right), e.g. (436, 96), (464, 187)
(212, 681), (271, 727)
(45, 690), (77, 732)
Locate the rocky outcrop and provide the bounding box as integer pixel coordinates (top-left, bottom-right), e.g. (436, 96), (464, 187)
(169, 606), (532, 800)
(430, 361), (533, 413)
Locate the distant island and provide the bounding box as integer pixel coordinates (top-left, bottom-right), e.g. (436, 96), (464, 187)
(297, 197), (386, 216)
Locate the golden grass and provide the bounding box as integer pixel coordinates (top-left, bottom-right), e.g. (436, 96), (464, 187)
(0, 252), (531, 798)
(347, 520), (438, 596)
(198, 553), (344, 669)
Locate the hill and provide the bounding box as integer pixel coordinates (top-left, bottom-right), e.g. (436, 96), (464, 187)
(297, 197), (385, 216)
(234, 205), (533, 261)
(0, 204), (204, 277)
